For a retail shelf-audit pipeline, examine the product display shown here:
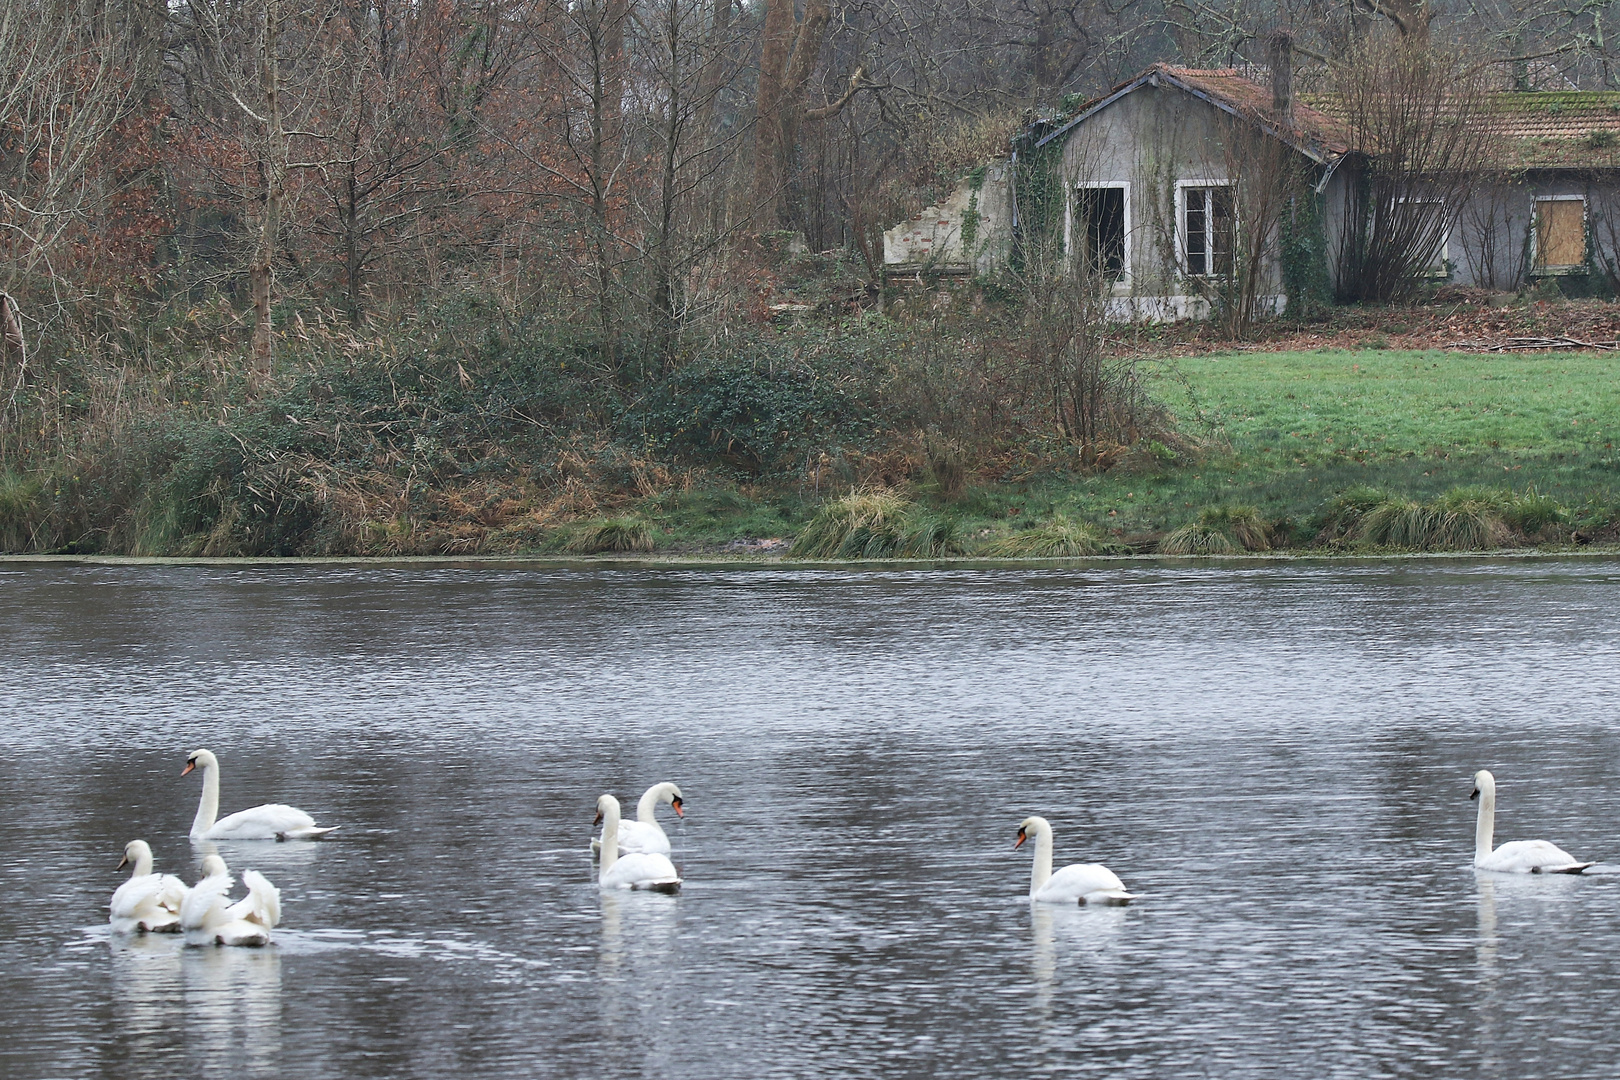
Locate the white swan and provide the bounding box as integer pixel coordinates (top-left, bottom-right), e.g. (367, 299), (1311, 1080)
(592, 782), (683, 857)
(1472, 769), (1592, 874)
(1016, 816), (1135, 905)
(595, 794), (681, 893)
(183, 748), (338, 841)
(181, 854), (282, 946)
(110, 840), (188, 934)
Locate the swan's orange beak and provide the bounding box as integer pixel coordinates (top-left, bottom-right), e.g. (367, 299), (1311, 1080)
(593, 809), (604, 827)
(1470, 788), (1479, 801)
(116, 852), (129, 870)
(671, 797), (684, 818)
(181, 761), (195, 777)
(1015, 828), (1027, 849)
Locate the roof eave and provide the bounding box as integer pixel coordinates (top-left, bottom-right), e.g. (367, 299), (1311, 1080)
(1034, 65), (1345, 167)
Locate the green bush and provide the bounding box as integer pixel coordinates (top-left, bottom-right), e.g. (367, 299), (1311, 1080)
(636, 329), (891, 476)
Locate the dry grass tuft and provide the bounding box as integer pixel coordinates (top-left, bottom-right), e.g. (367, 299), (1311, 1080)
(568, 517), (656, 554)
(985, 515), (1122, 557)
(1159, 505), (1271, 555)
(789, 490), (962, 558)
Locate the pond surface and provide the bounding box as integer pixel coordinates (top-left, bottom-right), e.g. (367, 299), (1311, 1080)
(3, 558), (1620, 1078)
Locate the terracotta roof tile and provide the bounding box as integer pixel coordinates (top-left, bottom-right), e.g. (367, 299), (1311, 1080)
(1153, 65), (1354, 158)
(1049, 64), (1620, 170)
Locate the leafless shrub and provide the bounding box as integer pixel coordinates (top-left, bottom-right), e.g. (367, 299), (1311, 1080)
(1331, 39), (1495, 302)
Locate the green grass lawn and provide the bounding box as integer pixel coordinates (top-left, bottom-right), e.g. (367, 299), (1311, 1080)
(1175, 349), (1620, 462)
(1017, 348), (1620, 540)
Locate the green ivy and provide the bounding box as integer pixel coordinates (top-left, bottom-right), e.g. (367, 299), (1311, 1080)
(961, 191), (981, 253)
(1280, 179), (1331, 318)
(1010, 134), (1068, 274)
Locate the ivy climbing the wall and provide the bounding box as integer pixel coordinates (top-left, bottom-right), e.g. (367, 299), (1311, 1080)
(1281, 175), (1331, 318)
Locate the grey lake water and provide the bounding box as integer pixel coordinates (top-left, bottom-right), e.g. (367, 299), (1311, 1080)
(3, 558), (1620, 1078)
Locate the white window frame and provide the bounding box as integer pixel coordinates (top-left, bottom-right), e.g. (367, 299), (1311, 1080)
(1531, 193), (1588, 275)
(1069, 181), (1132, 289)
(1176, 179), (1237, 280)
(1396, 196), (1451, 279)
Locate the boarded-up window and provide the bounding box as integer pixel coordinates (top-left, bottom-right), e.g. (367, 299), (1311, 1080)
(1536, 198), (1586, 269)
(1075, 186), (1127, 280)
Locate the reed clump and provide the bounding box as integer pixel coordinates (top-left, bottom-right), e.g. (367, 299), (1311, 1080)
(985, 515), (1123, 557)
(1339, 486), (1563, 551)
(568, 517), (656, 554)
(0, 472), (42, 552)
(1159, 505), (1272, 555)
(789, 490), (962, 558)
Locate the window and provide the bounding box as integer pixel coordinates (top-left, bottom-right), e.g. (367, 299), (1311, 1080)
(1182, 184), (1234, 277)
(1401, 198), (1449, 278)
(1074, 184), (1127, 281)
(1534, 196), (1587, 272)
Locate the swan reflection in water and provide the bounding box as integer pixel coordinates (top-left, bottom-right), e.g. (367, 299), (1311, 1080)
(1475, 873), (1502, 1080)
(181, 943), (283, 1075)
(1029, 901), (1128, 1019)
(190, 837), (321, 877)
(106, 933), (282, 1076)
(598, 890), (680, 1059)
(108, 933), (186, 1063)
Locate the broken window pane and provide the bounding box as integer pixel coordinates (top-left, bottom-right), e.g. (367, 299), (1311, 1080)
(1074, 187), (1126, 280)
(1536, 199), (1586, 269)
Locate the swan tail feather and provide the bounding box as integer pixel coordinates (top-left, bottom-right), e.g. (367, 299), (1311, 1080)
(1079, 890), (1137, 906)
(232, 869), (282, 928)
(277, 824), (339, 840)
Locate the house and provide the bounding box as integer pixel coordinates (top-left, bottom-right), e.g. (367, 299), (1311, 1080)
(882, 58), (1620, 319)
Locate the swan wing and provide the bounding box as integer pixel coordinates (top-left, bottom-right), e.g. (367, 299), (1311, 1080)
(203, 803), (332, 841)
(111, 875), (163, 920)
(1478, 839), (1590, 874)
(111, 874), (183, 931)
(156, 874), (189, 915)
(617, 820), (672, 856)
(1034, 863), (1132, 904)
(180, 873), (235, 932)
(226, 870), (282, 929)
(600, 852), (681, 892)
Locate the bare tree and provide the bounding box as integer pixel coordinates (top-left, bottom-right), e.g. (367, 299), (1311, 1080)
(1331, 36), (1494, 302)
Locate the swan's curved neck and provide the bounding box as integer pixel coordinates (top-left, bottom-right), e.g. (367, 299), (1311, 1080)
(1475, 784), (1496, 860)
(130, 849), (153, 877)
(599, 801), (621, 875)
(191, 763), (220, 839)
(635, 786), (663, 824)
(1028, 823), (1054, 895)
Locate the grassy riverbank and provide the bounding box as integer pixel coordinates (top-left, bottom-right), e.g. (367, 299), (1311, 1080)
(573, 347), (1620, 555)
(4, 321), (1618, 556)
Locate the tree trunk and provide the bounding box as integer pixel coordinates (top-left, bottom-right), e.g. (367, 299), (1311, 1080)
(751, 0), (830, 228)
(751, 0), (794, 225)
(249, 0), (287, 388)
